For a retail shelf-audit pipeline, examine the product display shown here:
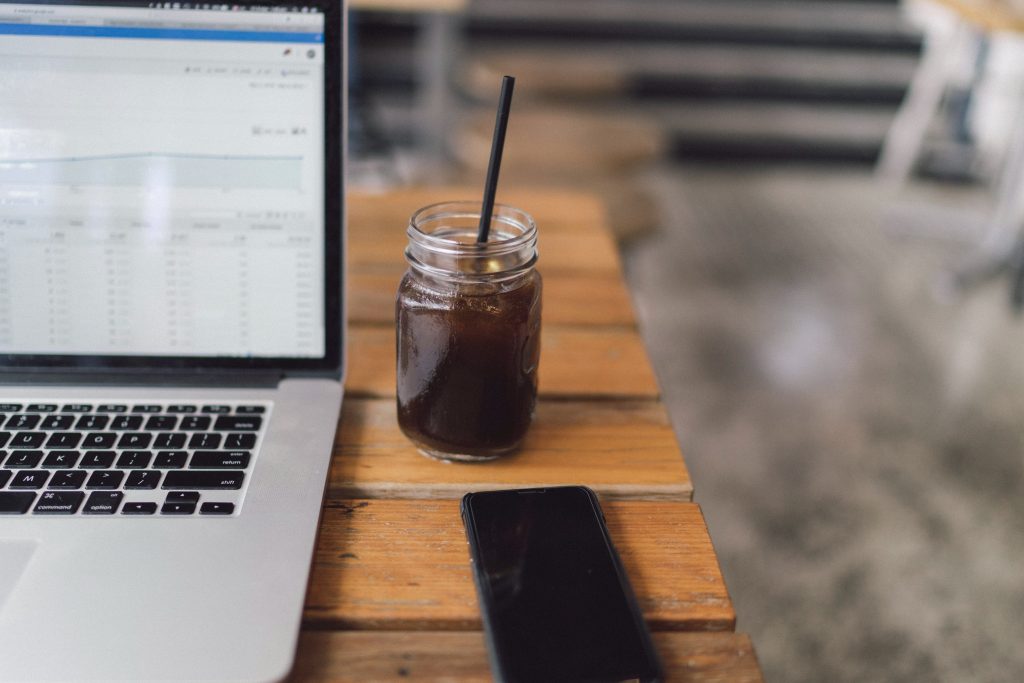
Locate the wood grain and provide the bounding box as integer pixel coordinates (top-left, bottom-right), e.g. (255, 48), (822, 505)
(932, 0), (1024, 32)
(330, 398), (691, 500)
(345, 325), (660, 399)
(455, 108), (663, 176)
(303, 499), (733, 632)
(290, 631), (763, 682)
(351, 187), (610, 236)
(347, 268), (637, 327)
(349, 225), (621, 273)
(348, 188), (622, 273)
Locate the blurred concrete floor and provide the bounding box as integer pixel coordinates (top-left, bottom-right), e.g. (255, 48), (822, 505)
(622, 166), (1024, 683)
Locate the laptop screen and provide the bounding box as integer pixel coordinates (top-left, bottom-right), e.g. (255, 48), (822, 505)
(0, 0), (342, 372)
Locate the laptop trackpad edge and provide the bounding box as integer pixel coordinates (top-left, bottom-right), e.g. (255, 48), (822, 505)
(0, 540), (38, 614)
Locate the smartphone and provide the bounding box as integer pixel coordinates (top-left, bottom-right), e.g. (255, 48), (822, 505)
(461, 486), (663, 683)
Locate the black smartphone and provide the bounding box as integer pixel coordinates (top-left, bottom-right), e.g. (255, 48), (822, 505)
(461, 486), (663, 683)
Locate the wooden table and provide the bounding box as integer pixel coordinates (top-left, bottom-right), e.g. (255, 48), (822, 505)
(931, 0), (1024, 31)
(288, 187), (764, 681)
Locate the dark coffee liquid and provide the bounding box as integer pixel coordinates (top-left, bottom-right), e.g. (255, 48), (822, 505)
(396, 272), (542, 459)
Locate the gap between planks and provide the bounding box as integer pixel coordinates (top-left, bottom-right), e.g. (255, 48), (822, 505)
(289, 631), (764, 682)
(330, 398), (692, 501)
(345, 325), (662, 400)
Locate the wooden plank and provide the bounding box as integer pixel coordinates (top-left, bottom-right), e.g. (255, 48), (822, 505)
(932, 0), (1024, 32)
(348, 188), (622, 273)
(351, 187), (610, 236)
(348, 268), (637, 327)
(349, 224), (620, 273)
(290, 631), (763, 682)
(455, 108), (663, 177)
(346, 325), (660, 399)
(303, 500), (733, 632)
(330, 398), (691, 500)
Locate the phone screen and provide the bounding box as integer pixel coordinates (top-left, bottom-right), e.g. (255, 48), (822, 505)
(462, 487), (662, 683)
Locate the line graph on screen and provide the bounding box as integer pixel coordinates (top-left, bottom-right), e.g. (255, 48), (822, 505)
(0, 152), (303, 190)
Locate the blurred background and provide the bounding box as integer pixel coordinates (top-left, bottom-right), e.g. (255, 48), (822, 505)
(346, 1), (1024, 681)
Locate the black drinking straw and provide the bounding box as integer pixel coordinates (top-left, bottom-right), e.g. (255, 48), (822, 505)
(476, 75), (516, 243)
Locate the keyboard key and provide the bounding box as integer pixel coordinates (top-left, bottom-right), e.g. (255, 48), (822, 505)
(45, 432), (82, 449)
(0, 470), (10, 488)
(117, 450), (152, 469)
(117, 433), (152, 449)
(25, 404), (57, 413)
(75, 414), (109, 430)
(10, 470), (49, 489)
(188, 432), (221, 449)
(166, 491), (199, 503)
(225, 433), (257, 449)
(96, 404), (128, 413)
(80, 451), (116, 468)
(166, 405), (197, 414)
(199, 502), (235, 515)
(145, 415), (177, 431)
(43, 450), (80, 468)
(5, 451), (43, 468)
(110, 416), (143, 430)
(161, 501), (196, 515)
(153, 451), (188, 469)
(0, 415), (5, 429)
(86, 470), (124, 490)
(41, 415), (75, 430)
(0, 404), (23, 412)
(154, 432), (186, 448)
(49, 470), (87, 489)
(10, 432), (44, 448)
(82, 433), (116, 449)
(191, 451), (250, 469)
(122, 502), (157, 515)
(61, 404), (93, 413)
(213, 416), (262, 431)
(180, 416), (211, 431)
(7, 414), (40, 430)
(83, 491), (123, 515)
(163, 471), (244, 490)
(235, 405), (266, 414)
(202, 405), (231, 414)
(0, 433), (9, 448)
(125, 470), (161, 489)
(34, 491), (85, 514)
(0, 491), (36, 514)
(131, 405), (162, 413)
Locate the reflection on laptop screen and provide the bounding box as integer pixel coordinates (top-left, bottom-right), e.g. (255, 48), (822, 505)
(0, 2), (326, 358)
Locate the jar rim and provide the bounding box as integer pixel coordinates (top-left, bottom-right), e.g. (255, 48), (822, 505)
(408, 200), (536, 255)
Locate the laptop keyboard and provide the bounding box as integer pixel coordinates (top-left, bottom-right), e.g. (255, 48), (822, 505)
(0, 402), (269, 516)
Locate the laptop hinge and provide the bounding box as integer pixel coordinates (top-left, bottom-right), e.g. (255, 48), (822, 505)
(0, 369), (284, 388)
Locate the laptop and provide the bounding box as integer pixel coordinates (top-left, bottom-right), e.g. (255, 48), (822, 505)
(0, 1), (345, 680)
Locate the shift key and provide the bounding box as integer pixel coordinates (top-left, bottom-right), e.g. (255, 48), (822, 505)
(0, 492), (36, 514)
(163, 470), (245, 490)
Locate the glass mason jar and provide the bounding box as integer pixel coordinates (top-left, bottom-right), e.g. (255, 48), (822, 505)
(396, 201), (542, 462)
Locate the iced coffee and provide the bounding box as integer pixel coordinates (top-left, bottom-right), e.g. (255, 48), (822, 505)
(396, 202), (541, 462)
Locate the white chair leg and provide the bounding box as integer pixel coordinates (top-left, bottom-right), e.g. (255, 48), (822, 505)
(877, 22), (971, 185)
(979, 94), (1024, 256)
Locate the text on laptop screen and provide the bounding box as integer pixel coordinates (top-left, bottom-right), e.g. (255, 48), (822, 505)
(0, 2), (326, 359)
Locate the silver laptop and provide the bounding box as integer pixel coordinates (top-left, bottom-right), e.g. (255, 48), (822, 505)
(0, 1), (345, 680)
